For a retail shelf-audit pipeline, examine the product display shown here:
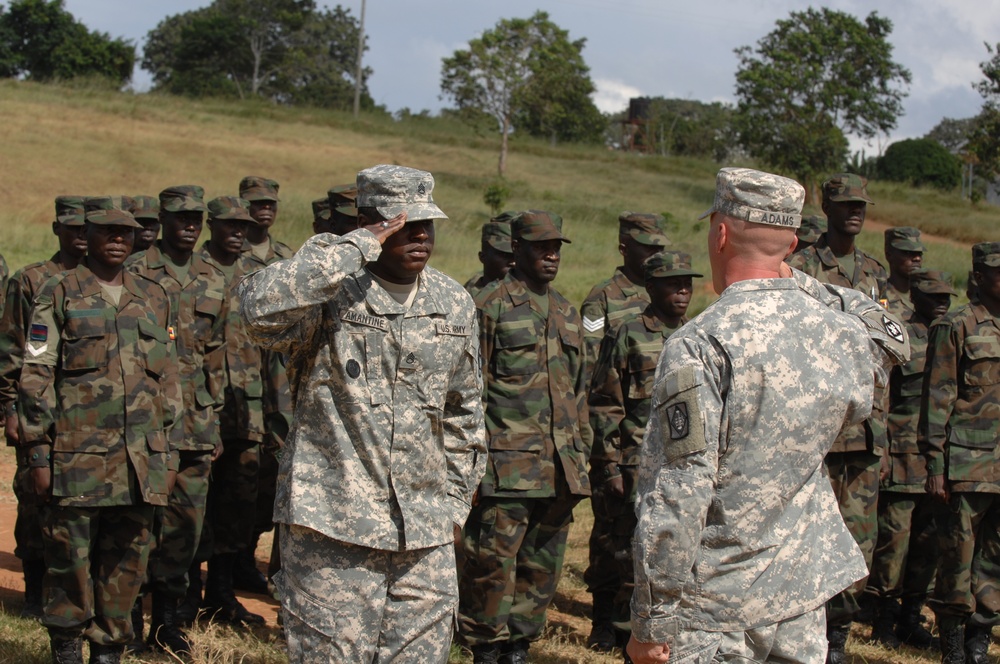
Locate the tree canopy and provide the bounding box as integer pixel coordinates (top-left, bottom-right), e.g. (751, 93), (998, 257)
(0, 0), (134, 85)
(440, 11), (604, 177)
(968, 43), (1000, 180)
(142, 0), (373, 110)
(733, 8), (911, 200)
(878, 138), (961, 189)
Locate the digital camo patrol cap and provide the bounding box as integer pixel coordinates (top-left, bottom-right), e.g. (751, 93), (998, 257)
(356, 165), (447, 222)
(698, 167), (805, 229)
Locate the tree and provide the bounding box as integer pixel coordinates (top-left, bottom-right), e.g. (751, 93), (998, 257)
(968, 43), (1000, 180)
(733, 8), (911, 201)
(142, 1), (371, 110)
(878, 138), (961, 189)
(924, 117), (976, 154)
(0, 0), (134, 85)
(441, 11), (602, 176)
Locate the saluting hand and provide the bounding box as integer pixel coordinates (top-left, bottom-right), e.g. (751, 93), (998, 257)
(362, 212), (407, 244)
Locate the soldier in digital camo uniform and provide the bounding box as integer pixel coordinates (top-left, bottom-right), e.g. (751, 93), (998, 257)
(458, 210), (590, 664)
(786, 173), (890, 662)
(128, 184), (227, 658)
(868, 269), (955, 650)
(238, 175), (294, 594)
(463, 212), (516, 300)
(239, 164), (486, 662)
(19, 205), (182, 664)
(0, 195), (88, 619)
(920, 243), (1000, 664)
(588, 250), (701, 646)
(580, 211), (669, 652)
(883, 227), (925, 319)
(627, 167), (909, 664)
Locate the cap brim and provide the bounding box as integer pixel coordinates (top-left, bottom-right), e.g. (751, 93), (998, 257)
(485, 238), (513, 253)
(243, 194), (280, 203)
(334, 205), (358, 217)
(652, 269), (703, 279)
(890, 241), (925, 252)
(829, 194), (874, 205)
(376, 202), (448, 222)
(697, 207), (714, 221)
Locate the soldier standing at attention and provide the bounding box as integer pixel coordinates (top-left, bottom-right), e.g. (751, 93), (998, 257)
(0, 195), (88, 619)
(464, 212), (516, 300)
(868, 269), (955, 649)
(920, 243), (1000, 664)
(459, 211), (590, 664)
(238, 175), (294, 595)
(627, 167), (908, 664)
(325, 183), (361, 237)
(787, 173), (890, 663)
(795, 215), (827, 253)
(588, 250), (701, 647)
(310, 197), (333, 235)
(129, 196), (161, 255)
(129, 185), (227, 658)
(240, 164), (485, 661)
(580, 211), (669, 652)
(883, 227), (925, 318)
(19, 205), (182, 664)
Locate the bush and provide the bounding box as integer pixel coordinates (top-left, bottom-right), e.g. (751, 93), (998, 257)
(878, 138), (961, 189)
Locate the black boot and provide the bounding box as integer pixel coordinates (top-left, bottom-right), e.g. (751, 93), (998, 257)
(88, 642), (125, 664)
(21, 557), (45, 619)
(896, 598), (936, 649)
(500, 641), (529, 664)
(49, 636), (83, 664)
(125, 596), (147, 655)
(176, 562), (202, 625)
(965, 624), (990, 664)
(147, 592), (192, 659)
(940, 624), (966, 664)
(232, 545), (269, 594)
(826, 624), (849, 664)
(870, 597), (901, 648)
(203, 552), (265, 626)
(587, 590), (617, 652)
(471, 643), (501, 664)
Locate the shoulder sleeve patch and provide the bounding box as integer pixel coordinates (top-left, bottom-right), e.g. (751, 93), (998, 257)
(583, 316), (604, 334)
(653, 363), (707, 465)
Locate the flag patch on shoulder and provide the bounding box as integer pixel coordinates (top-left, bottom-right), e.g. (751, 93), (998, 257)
(29, 324), (47, 343)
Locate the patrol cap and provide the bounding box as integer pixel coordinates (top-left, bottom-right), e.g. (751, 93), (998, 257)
(54, 195), (86, 226)
(239, 176), (280, 202)
(644, 251), (703, 281)
(822, 173), (874, 205)
(159, 185), (208, 213)
(796, 215), (826, 244)
(512, 210), (570, 243)
(84, 195), (134, 213)
(885, 227), (925, 252)
(356, 165), (447, 222)
(481, 215), (514, 253)
(619, 212), (670, 247)
(312, 197), (331, 222)
(698, 167), (804, 229)
(85, 207), (141, 228)
(972, 242), (1000, 267)
(327, 183), (358, 217)
(130, 195), (160, 220)
(207, 196), (256, 223)
(909, 269), (957, 296)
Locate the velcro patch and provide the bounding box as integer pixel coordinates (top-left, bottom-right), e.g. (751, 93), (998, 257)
(341, 310), (389, 331)
(583, 316), (604, 333)
(882, 314), (904, 342)
(29, 324), (47, 343)
(666, 403), (689, 439)
(436, 322), (470, 336)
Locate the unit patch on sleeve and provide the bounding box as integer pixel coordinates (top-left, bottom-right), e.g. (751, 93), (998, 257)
(666, 403), (689, 440)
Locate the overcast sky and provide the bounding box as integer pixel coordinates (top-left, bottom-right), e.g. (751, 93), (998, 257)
(64, 0), (996, 154)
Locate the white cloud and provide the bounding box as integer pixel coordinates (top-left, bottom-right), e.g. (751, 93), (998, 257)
(592, 78), (643, 114)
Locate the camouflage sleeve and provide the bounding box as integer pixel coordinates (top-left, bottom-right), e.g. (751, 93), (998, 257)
(441, 316), (488, 527)
(240, 230), (382, 352)
(205, 287), (229, 413)
(478, 298), (498, 404)
(160, 298), (184, 469)
(17, 282), (62, 467)
(918, 320), (958, 476)
(0, 274), (29, 411)
(573, 310), (593, 458)
(588, 327), (627, 467)
(580, 291), (606, 383)
(631, 336), (724, 644)
(0, 253), (7, 318)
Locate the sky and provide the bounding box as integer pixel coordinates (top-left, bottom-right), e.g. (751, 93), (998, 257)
(63, 0), (998, 155)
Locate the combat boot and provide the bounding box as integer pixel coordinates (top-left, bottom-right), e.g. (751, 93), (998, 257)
(88, 642), (125, 664)
(896, 598), (935, 649)
(940, 624), (966, 664)
(500, 641), (529, 664)
(232, 545), (269, 594)
(825, 624), (849, 664)
(175, 562), (202, 625)
(125, 597), (147, 655)
(471, 643), (501, 664)
(964, 624), (990, 664)
(870, 597), (901, 648)
(147, 592), (192, 660)
(21, 557), (45, 619)
(587, 590), (617, 652)
(49, 635), (83, 664)
(202, 552), (265, 626)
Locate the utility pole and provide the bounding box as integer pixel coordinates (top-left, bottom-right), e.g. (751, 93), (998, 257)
(353, 0), (366, 119)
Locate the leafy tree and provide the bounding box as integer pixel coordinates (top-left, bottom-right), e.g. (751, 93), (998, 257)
(968, 43), (1000, 180)
(0, 0), (134, 85)
(441, 11), (603, 176)
(924, 116), (976, 154)
(623, 97), (736, 160)
(878, 138), (961, 189)
(733, 8), (911, 201)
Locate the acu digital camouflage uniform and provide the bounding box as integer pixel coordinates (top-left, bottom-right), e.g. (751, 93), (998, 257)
(459, 212), (591, 658)
(920, 244), (1000, 639)
(633, 168), (909, 662)
(588, 251), (700, 634)
(239, 164), (486, 663)
(128, 185), (227, 607)
(18, 209), (182, 650)
(786, 174), (890, 632)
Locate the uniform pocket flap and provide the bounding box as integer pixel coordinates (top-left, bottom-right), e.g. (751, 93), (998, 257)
(53, 429), (117, 454)
(489, 431), (545, 452)
(965, 336), (1000, 360)
(948, 426), (998, 449)
(146, 430), (168, 452)
(137, 318), (169, 343)
(495, 319), (536, 349)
